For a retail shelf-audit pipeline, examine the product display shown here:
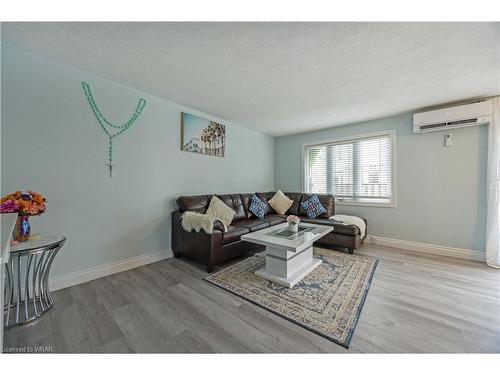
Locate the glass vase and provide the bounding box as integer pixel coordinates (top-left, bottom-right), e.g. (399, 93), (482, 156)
(14, 215), (31, 242)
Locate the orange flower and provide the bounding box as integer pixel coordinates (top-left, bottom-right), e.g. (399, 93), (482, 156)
(1, 191), (46, 215)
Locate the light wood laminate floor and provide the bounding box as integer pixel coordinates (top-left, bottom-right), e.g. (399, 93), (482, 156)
(3, 245), (500, 353)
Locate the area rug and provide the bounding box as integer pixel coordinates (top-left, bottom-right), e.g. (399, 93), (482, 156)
(204, 248), (378, 348)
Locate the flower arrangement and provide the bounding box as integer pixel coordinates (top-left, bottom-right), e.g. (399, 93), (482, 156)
(286, 215), (300, 224)
(1, 191), (46, 216)
(286, 215), (300, 232)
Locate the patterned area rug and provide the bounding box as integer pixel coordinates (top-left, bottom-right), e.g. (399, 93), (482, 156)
(204, 248), (378, 348)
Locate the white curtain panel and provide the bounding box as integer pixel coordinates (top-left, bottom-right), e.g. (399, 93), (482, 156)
(486, 96), (500, 268)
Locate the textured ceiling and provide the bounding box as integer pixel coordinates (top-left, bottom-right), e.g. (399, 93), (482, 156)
(1, 22), (499, 136)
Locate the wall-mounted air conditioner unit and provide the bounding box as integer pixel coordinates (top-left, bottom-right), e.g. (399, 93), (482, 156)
(413, 100), (492, 134)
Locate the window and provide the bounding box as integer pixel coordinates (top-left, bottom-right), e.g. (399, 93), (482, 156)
(303, 131), (396, 207)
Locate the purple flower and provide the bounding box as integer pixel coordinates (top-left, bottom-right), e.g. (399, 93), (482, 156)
(20, 192), (32, 201)
(0, 199), (19, 213)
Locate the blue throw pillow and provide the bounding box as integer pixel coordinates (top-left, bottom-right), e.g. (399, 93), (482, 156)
(301, 195), (327, 219)
(249, 194), (267, 219)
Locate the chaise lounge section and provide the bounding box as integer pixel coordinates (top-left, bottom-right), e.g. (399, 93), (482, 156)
(171, 192), (367, 272)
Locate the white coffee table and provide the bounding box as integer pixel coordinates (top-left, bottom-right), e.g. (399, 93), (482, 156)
(241, 222), (333, 288)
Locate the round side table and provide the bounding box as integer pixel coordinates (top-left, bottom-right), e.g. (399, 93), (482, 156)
(3, 235), (66, 328)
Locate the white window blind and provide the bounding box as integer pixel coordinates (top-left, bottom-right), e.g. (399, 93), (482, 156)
(304, 132), (394, 205)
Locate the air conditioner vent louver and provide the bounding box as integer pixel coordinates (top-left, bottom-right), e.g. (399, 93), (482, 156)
(446, 118), (477, 126)
(420, 122), (447, 130)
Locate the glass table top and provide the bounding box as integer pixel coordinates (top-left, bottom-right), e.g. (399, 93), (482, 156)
(267, 225), (314, 239)
(241, 222), (333, 250)
(11, 234), (66, 253)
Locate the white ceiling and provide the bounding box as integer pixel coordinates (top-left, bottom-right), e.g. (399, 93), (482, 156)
(2, 22), (499, 136)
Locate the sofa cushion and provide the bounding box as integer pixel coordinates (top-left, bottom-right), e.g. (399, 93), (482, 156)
(298, 194), (335, 218)
(256, 192), (277, 214)
(283, 192), (302, 215)
(300, 195), (327, 219)
(262, 214), (287, 226)
(300, 218), (360, 236)
(176, 195), (213, 213)
(223, 225), (250, 244)
(249, 194), (268, 219)
(240, 193), (255, 218)
(217, 194), (246, 221)
(233, 219), (270, 232)
(206, 196), (235, 227)
(268, 190), (294, 215)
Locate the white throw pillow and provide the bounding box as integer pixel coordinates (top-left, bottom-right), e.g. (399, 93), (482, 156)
(206, 196), (235, 228)
(268, 190), (294, 215)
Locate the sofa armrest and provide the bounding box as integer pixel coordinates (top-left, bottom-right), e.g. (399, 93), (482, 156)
(171, 209), (223, 272)
(213, 219), (225, 232)
(361, 218), (368, 242)
(181, 228), (223, 273)
(172, 210), (183, 252)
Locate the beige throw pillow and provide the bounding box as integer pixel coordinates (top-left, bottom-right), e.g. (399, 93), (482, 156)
(268, 190), (293, 215)
(206, 196), (235, 228)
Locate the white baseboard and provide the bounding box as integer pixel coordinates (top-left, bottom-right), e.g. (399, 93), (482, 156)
(366, 235), (485, 262)
(49, 249), (173, 291)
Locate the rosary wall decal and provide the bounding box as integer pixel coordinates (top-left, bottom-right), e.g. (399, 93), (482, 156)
(82, 81), (147, 177)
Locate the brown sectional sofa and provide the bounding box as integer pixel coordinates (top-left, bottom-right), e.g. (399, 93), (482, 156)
(171, 192), (367, 272)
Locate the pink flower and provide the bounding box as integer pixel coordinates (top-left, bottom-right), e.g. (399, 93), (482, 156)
(0, 199), (19, 213)
(286, 215), (300, 224)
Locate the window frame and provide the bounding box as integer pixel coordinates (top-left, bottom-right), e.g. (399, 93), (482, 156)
(301, 130), (397, 208)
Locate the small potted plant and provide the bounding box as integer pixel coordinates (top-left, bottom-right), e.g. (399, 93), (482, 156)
(286, 215), (300, 232)
(1, 191), (46, 242)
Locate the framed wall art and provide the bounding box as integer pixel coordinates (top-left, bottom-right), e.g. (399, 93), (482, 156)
(181, 112), (225, 157)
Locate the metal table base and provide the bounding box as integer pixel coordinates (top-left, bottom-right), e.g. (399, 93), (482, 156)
(3, 236), (65, 328)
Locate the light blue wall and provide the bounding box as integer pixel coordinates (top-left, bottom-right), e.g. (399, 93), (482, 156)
(1, 43), (275, 278)
(275, 113), (487, 252)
